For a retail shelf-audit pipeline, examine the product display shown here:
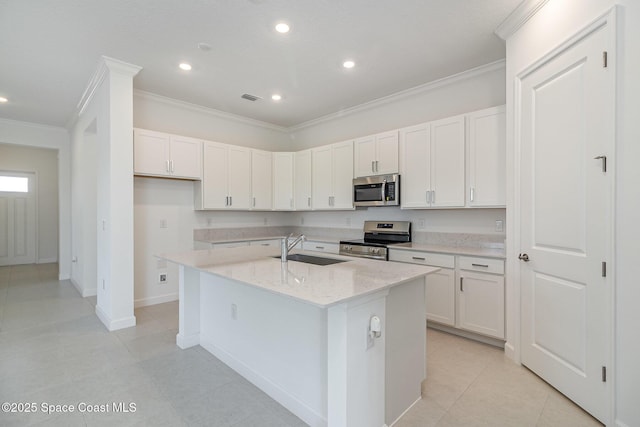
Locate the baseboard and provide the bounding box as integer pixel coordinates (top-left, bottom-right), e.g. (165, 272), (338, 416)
(70, 277), (97, 297)
(37, 257), (57, 264)
(504, 341), (517, 363)
(95, 305), (136, 331)
(427, 322), (506, 348)
(389, 396), (421, 427)
(70, 278), (83, 295)
(200, 336), (326, 427)
(134, 292), (178, 308)
(176, 332), (200, 349)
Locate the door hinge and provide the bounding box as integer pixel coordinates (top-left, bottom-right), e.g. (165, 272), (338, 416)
(602, 366), (607, 382)
(602, 261), (607, 277)
(603, 51), (608, 68)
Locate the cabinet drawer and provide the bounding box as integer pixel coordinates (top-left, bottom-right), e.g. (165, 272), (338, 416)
(249, 239), (281, 247)
(303, 241), (339, 254)
(458, 256), (504, 275)
(389, 250), (455, 268)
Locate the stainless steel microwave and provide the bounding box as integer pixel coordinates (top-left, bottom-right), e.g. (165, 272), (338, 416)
(353, 174), (400, 207)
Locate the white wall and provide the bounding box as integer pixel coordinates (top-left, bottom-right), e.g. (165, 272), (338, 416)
(0, 143), (59, 263)
(288, 62), (506, 149)
(503, 2), (640, 425)
(0, 118), (71, 279)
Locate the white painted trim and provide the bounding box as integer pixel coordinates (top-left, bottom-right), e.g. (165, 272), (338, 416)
(0, 117), (67, 133)
(133, 90), (288, 133)
(389, 396), (421, 427)
(200, 336), (326, 427)
(95, 305), (136, 331)
(70, 277), (97, 298)
(615, 420), (630, 427)
(494, 0), (551, 40)
(290, 60), (506, 131)
(37, 257), (57, 264)
(176, 332), (200, 349)
(134, 292), (178, 308)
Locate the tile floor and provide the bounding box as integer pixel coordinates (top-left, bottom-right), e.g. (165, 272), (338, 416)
(0, 264), (602, 426)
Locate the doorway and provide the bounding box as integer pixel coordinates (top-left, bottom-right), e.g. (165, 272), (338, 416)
(0, 171), (37, 266)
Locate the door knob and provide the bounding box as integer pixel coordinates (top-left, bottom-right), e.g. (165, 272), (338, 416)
(518, 253), (530, 262)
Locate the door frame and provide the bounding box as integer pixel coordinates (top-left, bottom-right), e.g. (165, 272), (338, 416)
(508, 6), (617, 424)
(0, 169), (39, 265)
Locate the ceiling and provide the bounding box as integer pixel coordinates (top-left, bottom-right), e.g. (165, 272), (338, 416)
(0, 0), (520, 129)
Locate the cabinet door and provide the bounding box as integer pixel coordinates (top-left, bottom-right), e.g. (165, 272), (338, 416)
(312, 145), (333, 209)
(426, 268), (456, 326)
(202, 142), (228, 209)
(134, 129), (170, 176)
(273, 152), (294, 210)
(399, 123), (430, 208)
(467, 106), (506, 207)
(170, 135), (202, 179)
(457, 271), (504, 339)
(294, 150), (312, 210)
(430, 116), (465, 207)
(375, 131), (399, 175)
(251, 149), (272, 210)
(353, 135), (377, 177)
(331, 140), (354, 209)
(227, 146), (252, 209)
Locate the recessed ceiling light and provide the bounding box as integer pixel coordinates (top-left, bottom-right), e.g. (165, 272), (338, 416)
(271, 94), (282, 101)
(275, 23), (290, 33)
(0, 97), (7, 103)
(343, 60), (355, 69)
(179, 63), (192, 71)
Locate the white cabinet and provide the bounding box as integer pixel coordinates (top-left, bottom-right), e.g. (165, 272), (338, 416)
(312, 140), (354, 210)
(399, 115), (465, 208)
(467, 106), (506, 207)
(354, 130), (399, 177)
(273, 152), (295, 210)
(196, 141), (251, 209)
(302, 240), (339, 254)
(134, 128), (202, 180)
(251, 149), (273, 210)
(457, 256), (504, 339)
(294, 150), (313, 210)
(249, 239), (281, 247)
(389, 249), (456, 327)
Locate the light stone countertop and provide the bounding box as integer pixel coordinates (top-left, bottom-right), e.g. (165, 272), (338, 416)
(159, 246), (438, 308)
(195, 235), (340, 245)
(390, 242), (506, 259)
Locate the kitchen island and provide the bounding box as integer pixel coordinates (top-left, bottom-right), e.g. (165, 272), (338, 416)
(160, 246), (438, 427)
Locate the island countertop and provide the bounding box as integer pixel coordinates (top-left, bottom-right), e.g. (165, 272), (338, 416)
(159, 246), (438, 308)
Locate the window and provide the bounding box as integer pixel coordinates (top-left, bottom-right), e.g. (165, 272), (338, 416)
(0, 176), (29, 192)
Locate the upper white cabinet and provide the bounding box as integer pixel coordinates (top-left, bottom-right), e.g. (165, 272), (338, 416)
(294, 150), (313, 210)
(195, 141), (251, 209)
(353, 130), (399, 177)
(134, 128), (202, 180)
(251, 149), (273, 210)
(466, 105), (506, 207)
(312, 140), (354, 210)
(273, 152), (295, 210)
(399, 115), (465, 208)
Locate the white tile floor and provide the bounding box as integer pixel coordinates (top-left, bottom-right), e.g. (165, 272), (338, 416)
(0, 264), (602, 426)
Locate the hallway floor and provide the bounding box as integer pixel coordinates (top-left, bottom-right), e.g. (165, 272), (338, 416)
(0, 264), (602, 426)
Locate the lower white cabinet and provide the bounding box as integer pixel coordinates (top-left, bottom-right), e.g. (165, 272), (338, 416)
(302, 240), (339, 254)
(249, 239), (280, 247)
(389, 249), (505, 340)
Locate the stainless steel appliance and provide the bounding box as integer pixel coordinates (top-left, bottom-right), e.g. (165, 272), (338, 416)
(353, 174), (400, 207)
(339, 220), (411, 260)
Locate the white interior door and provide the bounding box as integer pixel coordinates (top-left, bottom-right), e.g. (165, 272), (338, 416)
(0, 172), (37, 266)
(519, 24), (611, 423)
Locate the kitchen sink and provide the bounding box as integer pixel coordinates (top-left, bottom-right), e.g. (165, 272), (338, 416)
(273, 254), (348, 266)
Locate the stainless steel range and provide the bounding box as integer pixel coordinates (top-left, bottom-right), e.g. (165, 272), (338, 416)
(339, 221), (411, 261)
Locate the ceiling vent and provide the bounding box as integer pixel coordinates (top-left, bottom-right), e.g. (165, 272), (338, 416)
(241, 93), (262, 102)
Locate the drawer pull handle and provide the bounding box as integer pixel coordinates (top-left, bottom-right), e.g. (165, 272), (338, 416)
(412, 256), (426, 261)
(460, 277), (464, 292)
(471, 263), (489, 268)
(315, 246), (325, 250)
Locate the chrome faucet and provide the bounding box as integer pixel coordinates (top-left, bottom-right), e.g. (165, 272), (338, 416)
(281, 234), (306, 262)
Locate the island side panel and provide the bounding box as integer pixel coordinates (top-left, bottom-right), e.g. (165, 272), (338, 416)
(176, 265), (201, 349)
(328, 291), (388, 427)
(198, 273), (328, 427)
(385, 276), (427, 425)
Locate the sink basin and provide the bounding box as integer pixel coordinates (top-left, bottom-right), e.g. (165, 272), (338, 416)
(273, 254), (348, 266)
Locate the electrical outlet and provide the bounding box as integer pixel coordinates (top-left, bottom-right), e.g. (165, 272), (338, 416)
(495, 220), (504, 232)
(160, 219), (168, 229)
(300, 217), (305, 225)
(231, 303), (237, 320)
(418, 218), (426, 229)
(207, 217), (213, 226)
(263, 217), (268, 225)
(158, 273), (167, 283)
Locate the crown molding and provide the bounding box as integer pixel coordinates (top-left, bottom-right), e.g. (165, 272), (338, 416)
(133, 90), (289, 133)
(67, 56), (142, 129)
(0, 117), (68, 133)
(289, 59), (506, 132)
(495, 0), (551, 40)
